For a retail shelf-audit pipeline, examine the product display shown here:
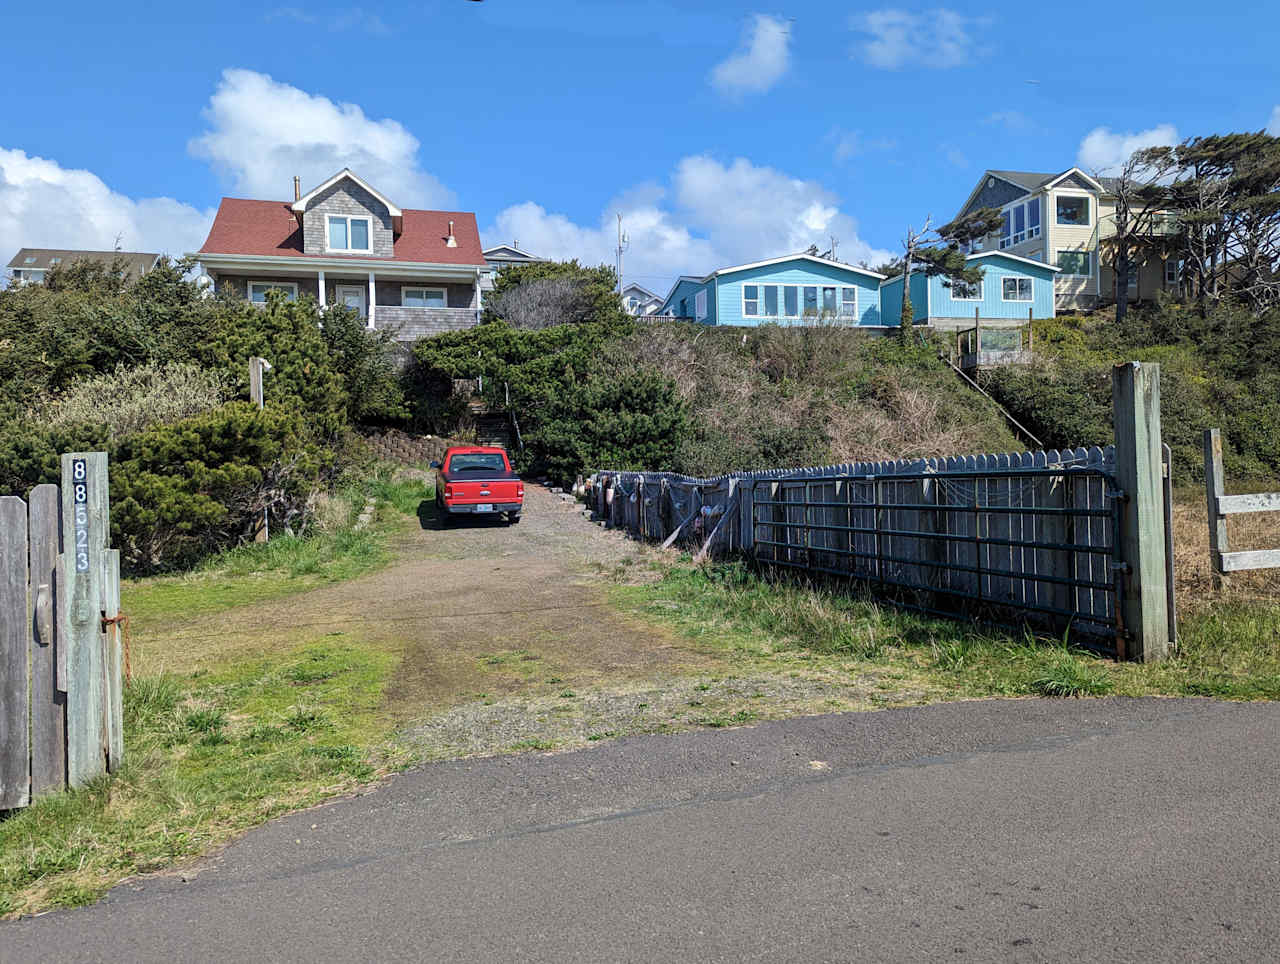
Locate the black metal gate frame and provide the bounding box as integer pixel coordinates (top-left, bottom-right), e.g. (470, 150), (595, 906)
(749, 464), (1128, 653)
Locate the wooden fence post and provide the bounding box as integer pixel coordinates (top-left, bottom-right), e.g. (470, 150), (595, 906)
(28, 484), (67, 796)
(61, 452), (111, 787)
(0, 496), (31, 810)
(1112, 363), (1171, 661)
(1203, 429), (1228, 588)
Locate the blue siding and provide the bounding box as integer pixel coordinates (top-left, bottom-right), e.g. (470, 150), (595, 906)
(927, 254), (1056, 321)
(877, 272), (928, 324)
(712, 258), (884, 327)
(660, 277), (715, 324)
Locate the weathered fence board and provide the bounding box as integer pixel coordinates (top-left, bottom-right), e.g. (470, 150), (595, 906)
(1, 496), (31, 810)
(1203, 427), (1280, 581)
(61, 452), (112, 788)
(28, 484), (66, 796)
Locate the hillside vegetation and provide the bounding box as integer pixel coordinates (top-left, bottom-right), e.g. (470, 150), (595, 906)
(410, 319), (1022, 483)
(981, 301), (1280, 483)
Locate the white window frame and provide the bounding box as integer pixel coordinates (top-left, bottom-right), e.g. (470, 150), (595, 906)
(1165, 259), (1181, 285)
(695, 288), (708, 321)
(1055, 194), (1092, 228)
(1026, 197), (1041, 240)
(782, 284), (799, 317)
(742, 284), (760, 317)
(1056, 249), (1092, 278)
(248, 280), (299, 303)
(951, 278), (983, 301)
(1001, 276), (1033, 302)
(402, 285), (448, 308)
(839, 286), (857, 317)
(325, 214), (373, 253)
(762, 284), (779, 317)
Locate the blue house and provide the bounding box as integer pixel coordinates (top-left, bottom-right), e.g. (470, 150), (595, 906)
(658, 254), (886, 327)
(878, 251), (1058, 330)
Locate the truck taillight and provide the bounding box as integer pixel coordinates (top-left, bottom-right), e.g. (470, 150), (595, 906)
(516, 484), (524, 498)
(444, 485), (453, 499)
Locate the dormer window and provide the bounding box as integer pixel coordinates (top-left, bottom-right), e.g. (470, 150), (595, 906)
(327, 215), (371, 253)
(23, 256), (36, 264)
(49, 257), (62, 266)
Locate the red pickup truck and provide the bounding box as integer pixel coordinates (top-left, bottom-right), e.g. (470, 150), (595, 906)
(432, 446), (524, 525)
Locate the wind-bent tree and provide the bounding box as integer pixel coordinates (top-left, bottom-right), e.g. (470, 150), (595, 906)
(896, 207), (1004, 334)
(1097, 147), (1179, 323)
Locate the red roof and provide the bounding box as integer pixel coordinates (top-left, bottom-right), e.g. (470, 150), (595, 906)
(198, 197), (487, 266)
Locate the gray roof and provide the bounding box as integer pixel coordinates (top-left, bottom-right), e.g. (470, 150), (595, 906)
(7, 248), (160, 276)
(989, 169), (1121, 195)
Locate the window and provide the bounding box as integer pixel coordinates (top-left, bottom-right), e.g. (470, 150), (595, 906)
(403, 286), (447, 308)
(447, 452), (507, 473)
(327, 214), (372, 252)
(1000, 211), (1012, 249)
(783, 285), (798, 317)
(839, 287), (857, 317)
(49, 257), (62, 266)
(695, 289), (707, 320)
(1056, 196), (1090, 226)
(1057, 249), (1091, 277)
(822, 286), (837, 315)
(249, 281), (298, 303)
(743, 284), (759, 316)
(764, 285), (779, 316)
(1002, 277), (1033, 301)
(1027, 197), (1041, 237)
(1013, 205), (1026, 244)
(952, 278), (982, 300)
(802, 286), (818, 316)
(23, 256), (36, 264)
(1165, 259), (1181, 285)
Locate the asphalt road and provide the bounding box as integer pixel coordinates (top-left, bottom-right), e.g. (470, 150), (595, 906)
(6, 698), (1279, 962)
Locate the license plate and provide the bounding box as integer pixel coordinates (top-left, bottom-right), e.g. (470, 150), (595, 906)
(475, 504), (494, 513)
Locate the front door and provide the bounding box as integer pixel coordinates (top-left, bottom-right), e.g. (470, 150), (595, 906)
(336, 284), (366, 317)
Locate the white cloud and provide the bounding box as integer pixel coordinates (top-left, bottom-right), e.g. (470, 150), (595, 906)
(710, 14), (791, 97)
(826, 127), (897, 164)
(188, 68), (454, 207)
(855, 8), (979, 70)
(1076, 124), (1178, 175)
(0, 147), (214, 263)
(484, 155), (893, 293)
(1267, 106), (1280, 136)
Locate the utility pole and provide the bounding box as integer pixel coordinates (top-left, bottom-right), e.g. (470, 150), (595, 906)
(615, 213), (629, 294)
(829, 235), (839, 261)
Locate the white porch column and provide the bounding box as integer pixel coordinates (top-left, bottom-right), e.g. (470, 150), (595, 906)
(317, 269), (326, 308)
(474, 270), (483, 322)
(367, 271), (376, 330)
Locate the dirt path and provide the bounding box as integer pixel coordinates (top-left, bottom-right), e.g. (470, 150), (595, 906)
(149, 488), (717, 709)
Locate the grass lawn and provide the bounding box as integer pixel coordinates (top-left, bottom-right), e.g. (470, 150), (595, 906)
(608, 558), (1280, 707)
(0, 473), (432, 919)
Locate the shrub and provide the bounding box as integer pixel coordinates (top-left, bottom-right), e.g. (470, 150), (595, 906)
(33, 362), (232, 439)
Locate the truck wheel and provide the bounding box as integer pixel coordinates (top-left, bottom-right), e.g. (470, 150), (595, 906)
(507, 513), (522, 525)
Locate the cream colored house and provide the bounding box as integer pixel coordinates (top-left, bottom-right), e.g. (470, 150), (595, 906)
(954, 168), (1180, 311)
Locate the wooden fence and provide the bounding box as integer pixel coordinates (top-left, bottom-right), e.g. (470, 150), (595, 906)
(1, 453), (123, 811)
(593, 363), (1176, 662)
(1204, 428), (1280, 580)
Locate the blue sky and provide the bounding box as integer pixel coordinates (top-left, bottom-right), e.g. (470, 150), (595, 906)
(2, 0), (1277, 292)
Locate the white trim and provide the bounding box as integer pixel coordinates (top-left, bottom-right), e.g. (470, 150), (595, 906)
(292, 168), (402, 219)
(741, 283), (760, 318)
(1001, 277), (1034, 302)
(1042, 166), (1106, 193)
(402, 285), (448, 308)
(1053, 193), (1093, 228)
(325, 214), (373, 254)
(335, 283), (366, 316)
(710, 253), (886, 281)
(695, 288), (708, 321)
(248, 280), (298, 303)
(964, 250), (1061, 272)
(317, 269), (326, 307)
(1055, 248), (1093, 278)
(838, 285), (858, 319)
(367, 272), (376, 330)
(190, 252), (484, 276)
